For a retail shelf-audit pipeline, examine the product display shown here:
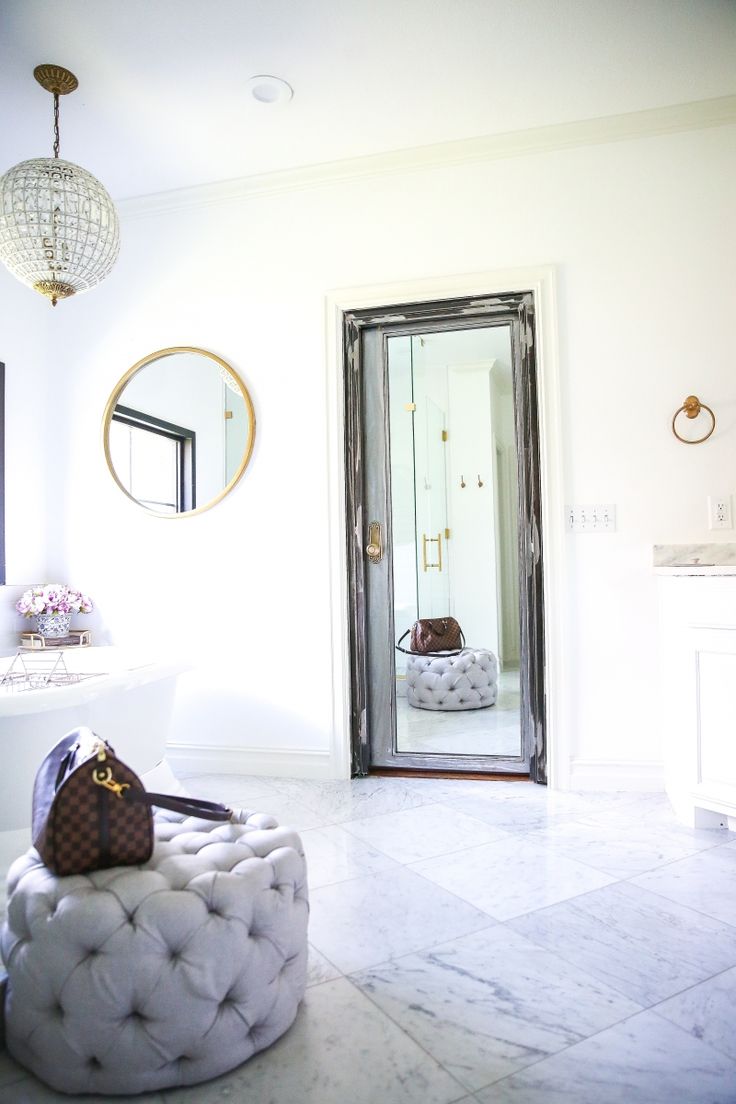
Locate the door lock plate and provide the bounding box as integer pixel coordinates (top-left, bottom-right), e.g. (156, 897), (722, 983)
(366, 521), (383, 563)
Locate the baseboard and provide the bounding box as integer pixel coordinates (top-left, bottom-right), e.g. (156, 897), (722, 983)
(569, 758), (665, 792)
(165, 743), (336, 779)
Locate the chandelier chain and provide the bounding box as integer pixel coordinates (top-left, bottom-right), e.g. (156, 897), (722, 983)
(53, 92), (60, 158)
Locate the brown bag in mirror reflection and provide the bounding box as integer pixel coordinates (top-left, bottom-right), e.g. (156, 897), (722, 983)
(396, 617), (465, 656)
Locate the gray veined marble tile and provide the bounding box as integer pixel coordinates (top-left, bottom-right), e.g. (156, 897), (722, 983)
(424, 789), (591, 834)
(308, 866), (495, 974)
(352, 925), (642, 1092)
(270, 776), (432, 822)
(395, 777), (535, 809)
(409, 835), (616, 920)
(170, 774), (331, 830)
(339, 802), (512, 864)
(301, 823), (400, 888)
(475, 1009), (736, 1104)
(173, 772), (284, 803)
(509, 880), (736, 1006)
(231, 793), (333, 832)
(0, 1072), (166, 1102)
(523, 816), (724, 879)
(578, 791), (735, 843)
(628, 841), (736, 928)
(654, 965), (736, 1062)
(159, 978), (466, 1104)
(306, 943), (342, 987)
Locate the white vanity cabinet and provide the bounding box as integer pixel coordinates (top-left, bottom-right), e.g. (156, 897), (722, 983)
(658, 571), (736, 829)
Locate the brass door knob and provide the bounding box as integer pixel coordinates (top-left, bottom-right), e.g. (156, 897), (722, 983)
(366, 521), (383, 564)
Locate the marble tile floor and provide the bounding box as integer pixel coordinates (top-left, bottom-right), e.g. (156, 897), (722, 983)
(1, 775), (736, 1102)
(396, 669), (521, 757)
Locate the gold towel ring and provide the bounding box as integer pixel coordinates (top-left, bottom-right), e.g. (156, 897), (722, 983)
(672, 395), (716, 445)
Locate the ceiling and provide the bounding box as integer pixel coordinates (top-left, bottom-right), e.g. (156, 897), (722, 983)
(1, 0), (735, 200)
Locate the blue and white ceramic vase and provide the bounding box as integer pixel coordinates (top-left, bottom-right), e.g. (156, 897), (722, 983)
(35, 612), (72, 638)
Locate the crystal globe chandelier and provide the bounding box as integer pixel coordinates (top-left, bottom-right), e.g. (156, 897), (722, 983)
(0, 64), (119, 306)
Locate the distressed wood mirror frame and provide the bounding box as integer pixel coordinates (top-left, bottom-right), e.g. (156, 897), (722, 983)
(343, 292), (547, 782)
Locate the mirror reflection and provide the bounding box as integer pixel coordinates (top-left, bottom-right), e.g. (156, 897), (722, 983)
(104, 348), (255, 516)
(389, 326), (522, 757)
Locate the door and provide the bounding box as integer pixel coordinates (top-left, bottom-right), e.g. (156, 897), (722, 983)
(344, 293), (545, 780)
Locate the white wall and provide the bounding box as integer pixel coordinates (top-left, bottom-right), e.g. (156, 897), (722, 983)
(0, 277), (76, 650)
(2, 121), (734, 784)
(490, 364), (521, 667)
(447, 365), (499, 655)
(388, 337), (417, 678)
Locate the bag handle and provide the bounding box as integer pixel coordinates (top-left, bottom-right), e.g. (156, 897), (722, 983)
(127, 789), (232, 821)
(59, 736), (232, 821)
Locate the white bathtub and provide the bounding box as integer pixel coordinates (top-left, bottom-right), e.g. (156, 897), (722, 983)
(0, 646), (187, 831)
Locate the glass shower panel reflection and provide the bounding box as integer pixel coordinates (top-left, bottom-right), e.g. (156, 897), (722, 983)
(387, 328), (522, 759)
(415, 397), (450, 618)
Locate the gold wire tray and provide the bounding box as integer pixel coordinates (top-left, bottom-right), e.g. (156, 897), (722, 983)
(19, 629), (92, 650)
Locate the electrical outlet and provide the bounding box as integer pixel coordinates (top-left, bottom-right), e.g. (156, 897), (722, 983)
(566, 504), (616, 532)
(708, 496), (733, 530)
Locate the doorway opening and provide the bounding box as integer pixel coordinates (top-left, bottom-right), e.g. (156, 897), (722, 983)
(344, 292), (546, 782)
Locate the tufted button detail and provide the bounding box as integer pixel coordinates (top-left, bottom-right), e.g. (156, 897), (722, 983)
(2, 812), (309, 1095)
(405, 648), (498, 711)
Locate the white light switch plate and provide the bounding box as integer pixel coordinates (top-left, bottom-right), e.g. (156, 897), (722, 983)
(566, 504), (616, 532)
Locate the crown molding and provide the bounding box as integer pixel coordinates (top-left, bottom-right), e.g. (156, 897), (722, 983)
(119, 95), (736, 220)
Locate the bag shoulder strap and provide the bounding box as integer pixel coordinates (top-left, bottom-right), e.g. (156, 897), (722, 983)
(128, 789), (232, 822)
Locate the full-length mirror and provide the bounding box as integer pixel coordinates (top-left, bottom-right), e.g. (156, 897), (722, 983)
(103, 347), (255, 517)
(389, 327), (521, 758)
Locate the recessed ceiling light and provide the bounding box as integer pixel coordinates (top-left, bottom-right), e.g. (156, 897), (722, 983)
(246, 75), (293, 105)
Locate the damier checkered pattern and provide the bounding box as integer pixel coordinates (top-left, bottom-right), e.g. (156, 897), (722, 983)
(37, 756), (153, 877)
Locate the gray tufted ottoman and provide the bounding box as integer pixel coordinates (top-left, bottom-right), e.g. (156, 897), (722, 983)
(406, 648), (498, 710)
(0, 810), (308, 1096)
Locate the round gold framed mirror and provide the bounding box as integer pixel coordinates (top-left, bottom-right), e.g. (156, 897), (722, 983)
(103, 347), (256, 517)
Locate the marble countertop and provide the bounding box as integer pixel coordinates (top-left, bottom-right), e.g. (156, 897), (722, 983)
(654, 565), (736, 576)
(654, 543), (736, 574)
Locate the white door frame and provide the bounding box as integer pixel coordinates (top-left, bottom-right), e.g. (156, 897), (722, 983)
(324, 266), (569, 788)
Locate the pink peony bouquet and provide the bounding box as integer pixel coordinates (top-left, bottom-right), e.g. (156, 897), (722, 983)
(15, 584), (93, 618)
